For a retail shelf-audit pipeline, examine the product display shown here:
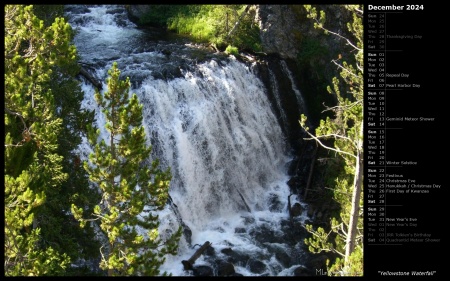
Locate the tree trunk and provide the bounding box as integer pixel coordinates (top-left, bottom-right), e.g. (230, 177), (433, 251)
(287, 194), (294, 226)
(303, 144), (318, 200)
(182, 241), (211, 270)
(78, 65), (103, 89)
(345, 123), (364, 264)
(237, 190), (251, 213)
(226, 5), (251, 41)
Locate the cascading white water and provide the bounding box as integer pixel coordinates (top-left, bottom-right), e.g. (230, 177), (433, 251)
(66, 5), (308, 276)
(151, 58), (296, 276)
(143, 59), (289, 221)
(280, 60), (308, 116)
(267, 68), (290, 131)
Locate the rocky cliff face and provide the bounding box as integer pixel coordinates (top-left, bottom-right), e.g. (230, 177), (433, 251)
(254, 5), (302, 59)
(255, 5), (354, 60)
(125, 5), (153, 25)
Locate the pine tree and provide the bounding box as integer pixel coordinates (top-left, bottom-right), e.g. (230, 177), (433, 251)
(299, 5), (364, 276)
(19, 5), (103, 275)
(4, 4), (77, 275)
(71, 62), (182, 276)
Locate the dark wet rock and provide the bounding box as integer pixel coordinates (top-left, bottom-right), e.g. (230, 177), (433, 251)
(263, 243), (293, 268)
(241, 215), (255, 225)
(247, 259), (267, 274)
(125, 5), (153, 26)
(180, 223), (192, 246)
(193, 265), (214, 276)
(216, 260), (235, 276)
(307, 204), (315, 217)
(235, 227), (247, 234)
(287, 176), (300, 189)
(151, 65), (183, 80)
(291, 202), (303, 217)
(293, 266), (313, 276)
(275, 251), (292, 268)
(65, 5), (90, 14)
(205, 245), (216, 256)
(268, 193), (283, 212)
(249, 223), (286, 245)
(105, 8), (123, 14)
(115, 17), (129, 28)
(221, 248), (250, 266)
(287, 158), (299, 176)
(304, 253), (329, 273)
(161, 49), (172, 57)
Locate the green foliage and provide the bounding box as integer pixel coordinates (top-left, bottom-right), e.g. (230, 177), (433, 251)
(303, 225), (336, 255)
(144, 5), (261, 52)
(29, 6), (102, 273)
(5, 5), (102, 275)
(225, 45), (239, 56)
(4, 4), (79, 275)
(297, 38), (328, 65)
(327, 245), (363, 276)
(72, 62), (182, 276)
(300, 4), (364, 276)
(137, 5), (195, 27)
(32, 5), (65, 27)
(167, 5), (225, 44)
(224, 6), (261, 52)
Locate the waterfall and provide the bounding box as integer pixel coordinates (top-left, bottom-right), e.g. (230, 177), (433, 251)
(267, 67), (290, 133)
(142, 59), (289, 221)
(151, 59), (297, 275)
(66, 5), (308, 276)
(280, 60), (308, 117)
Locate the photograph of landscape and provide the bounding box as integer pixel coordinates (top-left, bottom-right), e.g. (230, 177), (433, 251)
(6, 3), (435, 278)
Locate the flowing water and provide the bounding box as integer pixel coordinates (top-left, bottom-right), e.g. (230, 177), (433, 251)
(65, 5), (310, 276)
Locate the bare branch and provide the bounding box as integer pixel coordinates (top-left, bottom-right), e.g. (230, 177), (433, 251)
(324, 187), (353, 197)
(331, 59), (360, 79)
(301, 126), (357, 159)
(353, 8), (364, 15)
(226, 5), (251, 41)
(331, 246), (345, 257)
(340, 223), (348, 238)
(321, 99), (362, 114)
(312, 133), (356, 145)
(5, 106), (28, 129)
(356, 62), (363, 73)
(312, 20), (362, 52)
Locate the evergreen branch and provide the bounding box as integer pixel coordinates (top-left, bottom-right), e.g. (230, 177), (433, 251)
(99, 244), (108, 268)
(346, 5), (364, 16)
(5, 106), (28, 130)
(4, 221), (31, 273)
(302, 224), (345, 257)
(331, 59), (360, 79)
(324, 187), (353, 196)
(87, 214), (103, 222)
(321, 100), (363, 114)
